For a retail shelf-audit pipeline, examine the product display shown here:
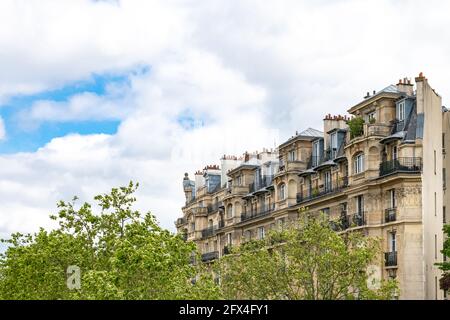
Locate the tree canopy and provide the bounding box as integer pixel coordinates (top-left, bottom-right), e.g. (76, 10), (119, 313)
(217, 208), (398, 300)
(0, 182), (219, 300)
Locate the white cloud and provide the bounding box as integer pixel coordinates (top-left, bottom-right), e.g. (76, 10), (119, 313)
(1, 0), (450, 239)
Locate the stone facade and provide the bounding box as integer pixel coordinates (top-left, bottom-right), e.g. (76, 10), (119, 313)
(176, 74), (448, 300)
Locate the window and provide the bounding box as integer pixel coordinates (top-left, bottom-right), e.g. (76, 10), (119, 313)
(226, 233), (232, 246)
(356, 195), (364, 214)
(354, 153), (365, 174)
(312, 141), (320, 166)
(435, 234), (438, 260)
(226, 204), (233, 219)
(330, 132), (338, 157)
(322, 207), (330, 216)
(208, 219), (213, 228)
(245, 230), (252, 241)
(288, 150), (296, 161)
(367, 111), (376, 123)
(389, 189), (396, 208)
(191, 222), (195, 232)
(392, 145), (398, 161)
(257, 227), (265, 240)
(279, 184), (286, 200)
(397, 101), (405, 121)
(444, 168), (447, 189)
(389, 232), (396, 252)
(324, 170), (332, 191)
(434, 150), (437, 175)
(435, 192), (437, 216)
(277, 218), (285, 230)
(236, 175), (242, 186)
(444, 206), (447, 224)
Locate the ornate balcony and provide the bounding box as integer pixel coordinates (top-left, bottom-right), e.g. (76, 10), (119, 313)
(201, 251), (219, 262)
(201, 225), (220, 238)
(350, 212), (366, 227)
(385, 208), (397, 223)
(385, 251), (397, 267)
(241, 204), (275, 222)
(223, 245), (232, 256)
(379, 157), (422, 177)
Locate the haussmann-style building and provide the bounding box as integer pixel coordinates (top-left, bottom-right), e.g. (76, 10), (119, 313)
(175, 73), (448, 300)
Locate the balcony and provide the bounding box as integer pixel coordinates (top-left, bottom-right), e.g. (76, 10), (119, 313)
(379, 157), (422, 177)
(385, 251), (397, 267)
(226, 185), (251, 196)
(241, 204), (275, 222)
(201, 225), (220, 238)
(297, 181), (347, 204)
(175, 217), (186, 226)
(350, 212), (366, 227)
(207, 201), (223, 214)
(392, 120), (405, 133)
(201, 251), (219, 262)
(385, 208), (397, 223)
(329, 214), (350, 231)
(223, 245), (232, 255)
(249, 175), (274, 193)
(366, 124), (391, 137)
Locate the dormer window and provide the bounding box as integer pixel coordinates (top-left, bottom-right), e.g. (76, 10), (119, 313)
(367, 111), (376, 123)
(312, 141), (320, 166)
(397, 101), (405, 121)
(288, 150), (296, 161)
(330, 132), (338, 158)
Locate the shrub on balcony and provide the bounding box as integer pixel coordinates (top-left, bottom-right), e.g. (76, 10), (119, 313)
(347, 116), (365, 139)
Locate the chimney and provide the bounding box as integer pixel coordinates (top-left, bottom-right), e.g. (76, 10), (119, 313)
(364, 92), (371, 99)
(397, 76), (414, 96)
(183, 173), (193, 204)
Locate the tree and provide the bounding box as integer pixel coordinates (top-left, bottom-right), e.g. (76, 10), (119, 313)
(0, 182), (219, 300)
(436, 223), (450, 291)
(217, 208), (398, 300)
(347, 116), (365, 139)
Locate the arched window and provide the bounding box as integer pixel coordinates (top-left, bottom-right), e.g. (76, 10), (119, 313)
(353, 153), (365, 174)
(226, 204), (233, 219)
(278, 183), (286, 200)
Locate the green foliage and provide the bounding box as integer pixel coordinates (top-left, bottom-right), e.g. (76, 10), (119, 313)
(436, 223), (450, 290)
(0, 182), (220, 300)
(347, 116), (365, 139)
(217, 208), (398, 300)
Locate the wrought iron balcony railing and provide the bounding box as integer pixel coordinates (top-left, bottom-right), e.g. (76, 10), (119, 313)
(385, 208), (397, 223)
(329, 214), (351, 231)
(392, 120), (405, 133)
(223, 245), (232, 256)
(249, 175), (274, 193)
(201, 251), (219, 262)
(201, 225), (219, 238)
(385, 251), (397, 267)
(297, 180), (348, 204)
(379, 157), (422, 177)
(350, 212), (366, 227)
(241, 204), (275, 222)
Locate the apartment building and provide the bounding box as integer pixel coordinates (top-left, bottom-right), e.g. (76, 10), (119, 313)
(176, 73), (447, 300)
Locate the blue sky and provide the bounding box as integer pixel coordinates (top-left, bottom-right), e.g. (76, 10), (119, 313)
(0, 69), (145, 153)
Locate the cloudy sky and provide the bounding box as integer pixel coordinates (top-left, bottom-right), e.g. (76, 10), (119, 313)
(0, 0), (450, 239)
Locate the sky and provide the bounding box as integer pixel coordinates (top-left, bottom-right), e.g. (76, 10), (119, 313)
(1, 0), (450, 240)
